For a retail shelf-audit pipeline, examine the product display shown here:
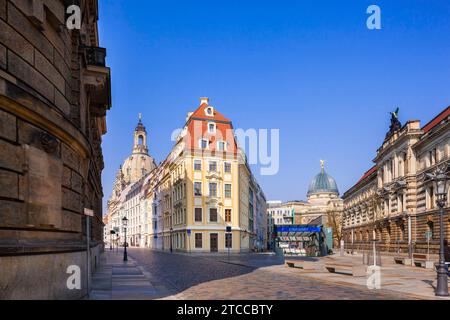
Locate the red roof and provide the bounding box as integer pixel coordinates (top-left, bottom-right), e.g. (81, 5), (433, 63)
(354, 165), (377, 188)
(189, 103), (231, 122)
(185, 102), (237, 154)
(422, 106), (450, 133)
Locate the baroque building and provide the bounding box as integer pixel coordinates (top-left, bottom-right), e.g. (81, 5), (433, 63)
(0, 1), (111, 299)
(106, 115), (156, 248)
(342, 107), (450, 256)
(105, 98), (267, 253)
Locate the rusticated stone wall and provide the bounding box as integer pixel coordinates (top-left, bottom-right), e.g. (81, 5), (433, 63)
(0, 0), (111, 299)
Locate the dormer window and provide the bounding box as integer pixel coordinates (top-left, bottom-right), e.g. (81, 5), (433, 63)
(217, 141), (227, 151)
(199, 139), (209, 149)
(208, 122), (216, 133)
(205, 107), (214, 116)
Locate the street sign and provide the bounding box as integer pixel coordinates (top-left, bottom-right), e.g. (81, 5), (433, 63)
(276, 225), (321, 233)
(84, 208), (94, 217)
(425, 231), (432, 241)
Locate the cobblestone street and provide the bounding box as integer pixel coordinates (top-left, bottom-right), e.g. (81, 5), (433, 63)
(90, 248), (429, 300)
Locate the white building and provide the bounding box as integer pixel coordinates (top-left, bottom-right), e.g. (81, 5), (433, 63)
(106, 115), (157, 247)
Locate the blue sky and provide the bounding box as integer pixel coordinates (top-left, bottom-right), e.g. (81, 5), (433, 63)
(98, 0), (450, 212)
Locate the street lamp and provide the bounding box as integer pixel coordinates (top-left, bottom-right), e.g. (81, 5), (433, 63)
(425, 164), (449, 297)
(170, 227), (173, 253)
(122, 216), (128, 262)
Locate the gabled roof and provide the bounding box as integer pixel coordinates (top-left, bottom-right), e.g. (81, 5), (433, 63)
(422, 106), (450, 133)
(189, 103), (231, 123)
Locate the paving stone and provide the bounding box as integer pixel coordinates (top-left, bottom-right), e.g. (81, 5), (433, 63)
(90, 248), (450, 300)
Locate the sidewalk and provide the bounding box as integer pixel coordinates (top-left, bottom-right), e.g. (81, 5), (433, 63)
(284, 253), (450, 300)
(89, 250), (176, 300)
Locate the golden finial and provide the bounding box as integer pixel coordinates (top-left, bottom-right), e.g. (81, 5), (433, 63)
(320, 159), (325, 172)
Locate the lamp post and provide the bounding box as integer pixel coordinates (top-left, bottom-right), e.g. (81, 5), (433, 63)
(122, 216), (128, 262)
(170, 227), (173, 253)
(426, 165), (449, 297)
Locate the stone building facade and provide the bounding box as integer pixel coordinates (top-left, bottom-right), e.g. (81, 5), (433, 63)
(106, 98), (267, 253)
(0, 0), (111, 299)
(342, 107), (450, 256)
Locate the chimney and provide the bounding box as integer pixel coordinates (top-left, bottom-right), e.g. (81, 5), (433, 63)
(200, 97), (209, 105)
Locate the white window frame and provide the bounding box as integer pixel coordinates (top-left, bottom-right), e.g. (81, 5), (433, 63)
(199, 138), (209, 150)
(224, 183), (232, 198)
(217, 140), (227, 151)
(194, 181), (202, 197)
(209, 161), (217, 172)
(205, 107), (214, 117)
(208, 122), (216, 133)
(209, 182), (218, 197)
(224, 162), (231, 173)
(194, 207), (203, 223)
(193, 159), (202, 171)
(208, 207), (219, 223)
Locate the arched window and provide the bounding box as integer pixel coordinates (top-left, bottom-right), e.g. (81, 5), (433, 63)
(138, 135), (144, 146)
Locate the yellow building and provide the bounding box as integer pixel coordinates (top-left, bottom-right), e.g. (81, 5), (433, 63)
(108, 98), (267, 253)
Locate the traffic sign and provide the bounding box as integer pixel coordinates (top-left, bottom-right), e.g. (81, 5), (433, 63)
(187, 229), (191, 236)
(84, 208), (94, 216)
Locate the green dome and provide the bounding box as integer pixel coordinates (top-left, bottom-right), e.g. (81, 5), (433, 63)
(307, 169), (339, 196)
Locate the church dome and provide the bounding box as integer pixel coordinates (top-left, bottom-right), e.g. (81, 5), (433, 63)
(307, 163), (339, 196)
(121, 115), (156, 185)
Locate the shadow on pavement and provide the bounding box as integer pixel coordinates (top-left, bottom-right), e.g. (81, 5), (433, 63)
(126, 248), (286, 298)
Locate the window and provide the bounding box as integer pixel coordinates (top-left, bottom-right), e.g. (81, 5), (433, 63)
(429, 148), (437, 166)
(224, 184), (232, 198)
(194, 160), (202, 171)
(205, 107), (213, 116)
(208, 123), (216, 133)
(427, 186), (435, 209)
(209, 161), (217, 172)
(398, 194), (404, 213)
(209, 208), (218, 222)
(199, 139), (209, 149)
(225, 209), (231, 222)
(209, 182), (217, 197)
(225, 233), (232, 249)
(217, 141), (226, 151)
(195, 208), (202, 222)
(195, 233), (202, 248)
(194, 182), (202, 196)
(224, 162), (231, 173)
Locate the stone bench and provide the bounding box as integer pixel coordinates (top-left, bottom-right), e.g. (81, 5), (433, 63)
(285, 260), (322, 270)
(324, 264), (367, 277)
(394, 256), (412, 266)
(412, 253), (434, 269)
